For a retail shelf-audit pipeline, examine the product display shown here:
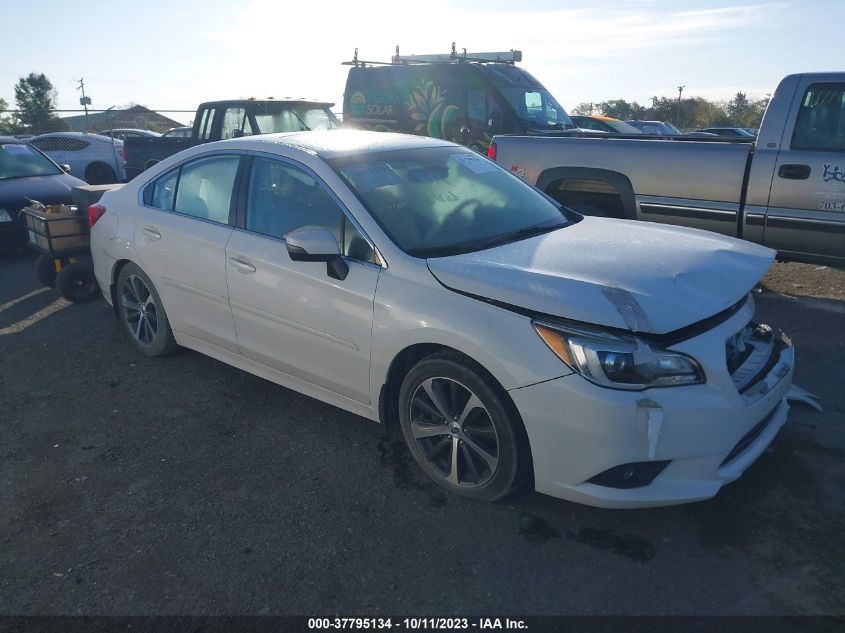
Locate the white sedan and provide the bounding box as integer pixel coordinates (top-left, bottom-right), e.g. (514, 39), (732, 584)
(89, 130), (794, 508)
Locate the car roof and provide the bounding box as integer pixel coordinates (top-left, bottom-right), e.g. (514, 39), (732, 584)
(231, 129), (455, 159)
(31, 131), (118, 142)
(0, 136), (25, 144)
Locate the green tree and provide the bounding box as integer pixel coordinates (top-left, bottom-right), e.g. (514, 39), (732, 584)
(726, 92), (751, 125)
(571, 102), (595, 116)
(598, 99), (646, 121)
(14, 73), (67, 133)
(0, 97), (15, 134)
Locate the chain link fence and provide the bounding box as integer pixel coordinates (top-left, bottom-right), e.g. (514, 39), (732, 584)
(0, 107), (193, 184)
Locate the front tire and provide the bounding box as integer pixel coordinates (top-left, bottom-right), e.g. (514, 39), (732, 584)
(398, 351), (529, 502)
(116, 263), (179, 356)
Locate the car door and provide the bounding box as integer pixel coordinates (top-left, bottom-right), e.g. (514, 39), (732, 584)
(135, 153), (242, 352)
(764, 80), (845, 262)
(225, 154), (381, 404)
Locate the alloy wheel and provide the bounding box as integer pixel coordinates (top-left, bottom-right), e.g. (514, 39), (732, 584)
(409, 377), (499, 487)
(121, 274), (158, 346)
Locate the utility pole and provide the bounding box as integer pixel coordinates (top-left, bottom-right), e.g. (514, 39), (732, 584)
(77, 78), (92, 129)
(676, 85), (685, 127)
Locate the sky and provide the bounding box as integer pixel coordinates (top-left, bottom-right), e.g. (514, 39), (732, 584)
(2, 0), (842, 123)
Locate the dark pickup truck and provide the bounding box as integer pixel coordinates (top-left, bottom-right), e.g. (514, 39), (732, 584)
(124, 99), (340, 180)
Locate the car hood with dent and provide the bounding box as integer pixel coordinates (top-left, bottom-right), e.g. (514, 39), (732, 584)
(426, 217), (775, 335)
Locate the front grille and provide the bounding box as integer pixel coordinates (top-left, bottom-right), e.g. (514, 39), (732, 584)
(725, 322), (790, 403)
(720, 404), (779, 467)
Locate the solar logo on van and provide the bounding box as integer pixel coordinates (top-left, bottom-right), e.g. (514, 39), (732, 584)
(349, 90), (397, 116)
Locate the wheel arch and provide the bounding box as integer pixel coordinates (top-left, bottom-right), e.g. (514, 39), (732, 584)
(377, 343), (531, 462)
(109, 258), (134, 318)
(536, 166), (637, 220)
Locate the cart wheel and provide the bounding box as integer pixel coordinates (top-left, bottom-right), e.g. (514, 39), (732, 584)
(56, 264), (99, 304)
(35, 254), (58, 288)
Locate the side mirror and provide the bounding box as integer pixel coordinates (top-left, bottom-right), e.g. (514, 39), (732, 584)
(285, 226), (349, 281)
(60, 164), (71, 174)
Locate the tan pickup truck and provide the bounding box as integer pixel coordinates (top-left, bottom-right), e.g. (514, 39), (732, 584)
(490, 73), (845, 267)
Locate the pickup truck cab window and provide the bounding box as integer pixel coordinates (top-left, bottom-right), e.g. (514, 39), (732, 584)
(197, 108), (216, 141)
(791, 83), (845, 152)
(222, 107), (251, 139)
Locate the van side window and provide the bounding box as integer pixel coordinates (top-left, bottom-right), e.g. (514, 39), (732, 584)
(791, 83), (845, 152)
(467, 90), (486, 126)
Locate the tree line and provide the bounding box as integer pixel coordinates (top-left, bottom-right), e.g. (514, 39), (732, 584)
(571, 92), (770, 130)
(1, 72), (771, 136)
(0, 73), (68, 135)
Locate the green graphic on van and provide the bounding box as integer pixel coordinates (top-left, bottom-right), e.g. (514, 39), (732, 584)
(407, 80), (460, 141)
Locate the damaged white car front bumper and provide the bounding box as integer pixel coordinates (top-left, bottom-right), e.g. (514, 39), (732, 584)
(510, 297), (795, 508)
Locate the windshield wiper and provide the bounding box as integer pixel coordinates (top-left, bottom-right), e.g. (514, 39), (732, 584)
(478, 219), (566, 250)
(415, 219), (566, 258)
(289, 110), (311, 131)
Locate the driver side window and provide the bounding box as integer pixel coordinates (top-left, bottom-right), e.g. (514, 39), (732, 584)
(245, 157), (376, 263)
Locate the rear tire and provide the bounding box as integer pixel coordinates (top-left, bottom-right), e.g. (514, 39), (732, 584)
(398, 350), (530, 502)
(116, 263), (179, 356)
(35, 254), (57, 288)
(85, 162), (117, 185)
(56, 264), (99, 303)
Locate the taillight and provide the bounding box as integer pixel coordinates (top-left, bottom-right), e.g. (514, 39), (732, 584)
(88, 203), (107, 228)
(487, 141), (497, 161)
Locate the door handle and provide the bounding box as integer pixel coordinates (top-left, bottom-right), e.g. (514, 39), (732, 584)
(228, 257), (256, 273)
(777, 164), (811, 180)
(142, 227), (161, 240)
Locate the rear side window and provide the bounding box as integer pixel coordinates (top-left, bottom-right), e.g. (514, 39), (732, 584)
(174, 155), (240, 223)
(32, 137), (90, 152)
(791, 83), (845, 152)
(146, 168), (178, 210)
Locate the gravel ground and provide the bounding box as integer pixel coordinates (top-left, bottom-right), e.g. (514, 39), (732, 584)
(0, 253), (843, 616)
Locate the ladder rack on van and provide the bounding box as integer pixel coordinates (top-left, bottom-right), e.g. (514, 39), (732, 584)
(342, 43), (522, 67)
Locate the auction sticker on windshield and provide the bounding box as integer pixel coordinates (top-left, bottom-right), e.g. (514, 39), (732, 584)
(451, 153), (499, 174)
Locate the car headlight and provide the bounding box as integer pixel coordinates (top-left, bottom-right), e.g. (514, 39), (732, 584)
(533, 321), (704, 390)
(0, 209), (13, 222)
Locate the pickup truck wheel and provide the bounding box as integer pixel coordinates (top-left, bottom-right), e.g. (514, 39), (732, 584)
(85, 162), (117, 185)
(398, 351), (529, 502)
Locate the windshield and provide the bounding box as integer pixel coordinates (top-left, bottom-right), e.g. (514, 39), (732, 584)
(330, 146), (577, 258)
(607, 120), (643, 134)
(0, 143), (61, 179)
(253, 104), (340, 133)
(499, 88), (575, 130)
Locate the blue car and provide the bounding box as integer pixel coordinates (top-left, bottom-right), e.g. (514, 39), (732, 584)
(0, 137), (86, 255)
